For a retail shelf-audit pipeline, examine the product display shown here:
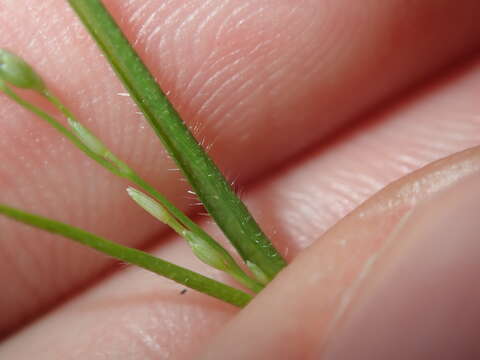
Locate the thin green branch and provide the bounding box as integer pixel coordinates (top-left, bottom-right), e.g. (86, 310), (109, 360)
(127, 187), (264, 293)
(0, 204), (252, 307)
(0, 84), (122, 176)
(1, 76), (262, 294)
(67, 0), (287, 280)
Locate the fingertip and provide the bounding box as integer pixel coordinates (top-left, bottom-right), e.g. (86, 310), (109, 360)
(323, 173), (480, 359)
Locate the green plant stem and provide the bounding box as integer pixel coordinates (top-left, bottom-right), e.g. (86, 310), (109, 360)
(7, 84), (263, 294)
(0, 204), (252, 307)
(128, 183), (263, 293)
(1, 85), (121, 176)
(4, 84), (263, 293)
(67, 0), (287, 280)
(131, 177), (264, 293)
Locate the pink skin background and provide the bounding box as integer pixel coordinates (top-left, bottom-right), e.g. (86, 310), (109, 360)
(1, 0), (480, 358)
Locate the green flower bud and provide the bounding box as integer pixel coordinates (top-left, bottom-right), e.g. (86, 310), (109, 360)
(126, 187), (172, 224)
(127, 187), (241, 277)
(68, 118), (108, 157)
(183, 231), (232, 272)
(69, 118), (132, 175)
(0, 49), (45, 92)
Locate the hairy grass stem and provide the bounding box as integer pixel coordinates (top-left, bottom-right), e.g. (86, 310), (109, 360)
(67, 0), (286, 280)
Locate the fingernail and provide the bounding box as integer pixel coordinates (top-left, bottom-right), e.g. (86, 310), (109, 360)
(322, 178), (480, 359)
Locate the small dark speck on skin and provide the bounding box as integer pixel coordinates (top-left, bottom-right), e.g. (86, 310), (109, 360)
(180, 289), (187, 295)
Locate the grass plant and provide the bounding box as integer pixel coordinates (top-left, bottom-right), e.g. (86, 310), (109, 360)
(0, 0), (286, 306)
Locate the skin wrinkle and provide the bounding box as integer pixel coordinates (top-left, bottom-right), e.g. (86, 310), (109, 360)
(191, 10), (276, 104)
(327, 209), (414, 331)
(0, 236), (40, 314)
(188, 47), (245, 109)
(191, 5), (312, 149)
(205, 66), (266, 135)
(183, 4), (246, 93)
(145, 25), (169, 57)
(134, 6), (167, 43)
(171, 5), (208, 84)
(187, 2), (323, 135)
(164, 3), (197, 85)
(364, 154), (480, 218)
(124, 321), (163, 359)
(128, 0), (153, 25)
(1, 227), (68, 321)
(194, 57), (252, 122)
(192, 1), (228, 46)
(409, 119), (478, 152)
(213, 2), (258, 43)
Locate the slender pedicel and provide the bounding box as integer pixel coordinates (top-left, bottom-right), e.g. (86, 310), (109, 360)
(127, 187), (264, 293)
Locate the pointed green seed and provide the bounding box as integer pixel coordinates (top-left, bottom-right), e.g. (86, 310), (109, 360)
(68, 118), (132, 176)
(0, 49), (45, 92)
(127, 187), (247, 280)
(126, 187), (172, 224)
(183, 231), (231, 272)
(68, 118), (108, 157)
